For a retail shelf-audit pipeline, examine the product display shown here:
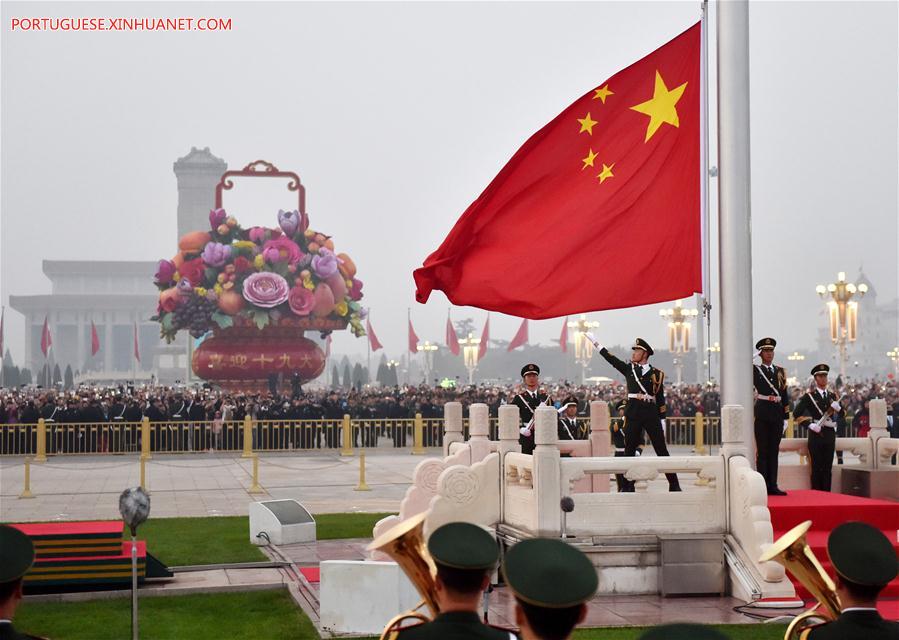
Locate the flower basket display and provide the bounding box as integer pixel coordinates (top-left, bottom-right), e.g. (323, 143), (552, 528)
(152, 161), (365, 390)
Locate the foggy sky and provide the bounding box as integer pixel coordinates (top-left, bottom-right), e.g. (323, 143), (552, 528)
(2, 1), (897, 367)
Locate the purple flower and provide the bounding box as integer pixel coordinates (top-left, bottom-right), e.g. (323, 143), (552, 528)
(176, 278), (194, 296)
(311, 247), (339, 279)
(277, 209), (308, 237)
(209, 208), (227, 229)
(242, 272), (290, 308)
(154, 259), (176, 286)
(349, 278), (364, 301)
(201, 242), (232, 267)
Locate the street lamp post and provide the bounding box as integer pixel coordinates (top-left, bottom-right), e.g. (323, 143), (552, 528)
(420, 341), (438, 385)
(660, 300), (699, 386)
(888, 347), (899, 378)
(815, 272), (867, 378)
(459, 333), (480, 385)
(386, 359), (399, 386)
(568, 315), (599, 384)
(707, 341), (720, 381)
(787, 351), (805, 380)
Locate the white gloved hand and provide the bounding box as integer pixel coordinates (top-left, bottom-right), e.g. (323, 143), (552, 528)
(830, 401), (841, 412)
(584, 332), (602, 350)
(782, 420), (789, 436)
(520, 427), (532, 437)
(809, 422), (822, 434)
(660, 419), (667, 435)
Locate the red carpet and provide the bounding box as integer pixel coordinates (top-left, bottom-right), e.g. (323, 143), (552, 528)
(768, 490), (899, 620)
(299, 567), (320, 583)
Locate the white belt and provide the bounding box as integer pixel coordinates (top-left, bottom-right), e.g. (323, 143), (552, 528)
(627, 393), (655, 403)
(756, 395), (780, 403)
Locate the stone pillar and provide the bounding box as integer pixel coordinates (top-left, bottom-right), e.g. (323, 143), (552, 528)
(868, 398), (889, 469)
(498, 405), (521, 457)
(468, 403), (492, 462)
(173, 147), (227, 241)
(589, 401), (611, 492)
(534, 406), (561, 537)
(442, 402), (463, 456)
(720, 404), (748, 460)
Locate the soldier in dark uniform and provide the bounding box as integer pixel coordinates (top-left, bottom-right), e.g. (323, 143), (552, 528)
(0, 525), (47, 639)
(503, 538), (597, 640)
(557, 396), (580, 443)
(752, 337), (790, 496)
(806, 521), (899, 640)
(109, 394), (127, 453)
(587, 334), (681, 492)
(792, 364), (845, 492)
(391, 522), (512, 640)
(512, 364), (552, 456)
(39, 395), (60, 455)
(169, 393), (187, 452)
(145, 397), (167, 452)
(610, 400), (637, 493)
(123, 398), (143, 453)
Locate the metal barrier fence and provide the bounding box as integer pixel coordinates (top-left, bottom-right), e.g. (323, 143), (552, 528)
(0, 413), (862, 457)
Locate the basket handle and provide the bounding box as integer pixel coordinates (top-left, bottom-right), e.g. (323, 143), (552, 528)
(214, 160), (305, 214)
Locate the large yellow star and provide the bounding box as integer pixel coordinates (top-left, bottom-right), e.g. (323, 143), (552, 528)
(597, 163), (615, 184)
(581, 148), (598, 170)
(593, 84), (614, 104)
(629, 70), (688, 142)
(577, 112), (597, 135)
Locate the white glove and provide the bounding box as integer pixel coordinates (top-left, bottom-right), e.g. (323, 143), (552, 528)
(660, 419), (666, 435)
(830, 401), (841, 412)
(809, 422), (822, 434)
(520, 426), (532, 437)
(584, 332), (602, 350)
(782, 420), (788, 436)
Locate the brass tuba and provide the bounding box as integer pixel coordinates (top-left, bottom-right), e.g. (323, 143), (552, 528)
(367, 512), (439, 640)
(759, 520), (842, 640)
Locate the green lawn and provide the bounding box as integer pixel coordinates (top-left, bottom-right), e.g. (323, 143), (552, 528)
(313, 512), (394, 540)
(16, 589), (315, 640)
(573, 624), (787, 639)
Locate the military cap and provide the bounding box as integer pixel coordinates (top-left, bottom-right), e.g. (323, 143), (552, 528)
(0, 525), (35, 583)
(428, 522), (498, 570)
(755, 337), (777, 351)
(638, 624), (730, 640)
(827, 521), (898, 587)
(521, 364), (540, 378)
(561, 396), (578, 408)
(631, 338), (653, 356)
(503, 538), (597, 608)
(811, 363), (830, 377)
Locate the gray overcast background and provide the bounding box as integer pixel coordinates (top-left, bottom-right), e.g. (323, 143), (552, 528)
(2, 1), (897, 365)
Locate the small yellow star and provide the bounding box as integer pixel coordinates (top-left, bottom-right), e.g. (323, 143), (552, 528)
(597, 163), (615, 184)
(577, 112), (597, 135)
(593, 84), (614, 104)
(630, 70), (688, 142)
(581, 148), (598, 170)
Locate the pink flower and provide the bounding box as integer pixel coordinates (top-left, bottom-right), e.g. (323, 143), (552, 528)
(349, 278), (364, 301)
(242, 272), (290, 308)
(262, 237), (303, 266)
(311, 247), (339, 279)
(287, 286), (315, 316)
(248, 227), (282, 244)
(209, 208), (227, 229)
(178, 258), (205, 286)
(154, 259), (176, 286)
(278, 209), (309, 237)
(201, 242), (231, 267)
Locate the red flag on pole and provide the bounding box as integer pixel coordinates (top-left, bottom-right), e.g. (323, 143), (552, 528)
(40, 316), (52, 357)
(507, 319), (529, 352)
(445, 315), (460, 356)
(133, 322), (141, 363)
(414, 23), (701, 318)
(90, 321), (100, 356)
(559, 317), (569, 353)
(366, 318), (383, 352)
(478, 316), (490, 361)
(408, 318), (419, 354)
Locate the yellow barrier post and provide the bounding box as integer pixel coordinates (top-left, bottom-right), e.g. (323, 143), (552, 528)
(141, 417), (152, 459)
(241, 416), (254, 458)
(19, 458), (34, 499)
(786, 414), (795, 439)
(139, 455), (148, 493)
(694, 412), (706, 455)
(354, 452), (371, 491)
(34, 419), (47, 463)
(340, 414), (354, 456)
(248, 454), (264, 494)
(411, 413), (426, 455)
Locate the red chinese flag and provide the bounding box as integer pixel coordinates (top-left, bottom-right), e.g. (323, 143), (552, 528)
(366, 318), (383, 352)
(445, 317), (460, 356)
(408, 318), (420, 354)
(133, 322), (141, 363)
(40, 316), (52, 357)
(414, 23), (701, 319)
(478, 316), (490, 361)
(507, 319), (529, 352)
(90, 321), (100, 356)
(559, 317), (569, 353)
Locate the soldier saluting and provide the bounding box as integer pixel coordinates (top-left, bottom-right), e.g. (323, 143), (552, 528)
(585, 334), (681, 492)
(752, 338), (789, 496)
(512, 364), (551, 455)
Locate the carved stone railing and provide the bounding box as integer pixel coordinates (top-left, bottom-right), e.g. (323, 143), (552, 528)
(426, 452), (501, 534)
(876, 437), (899, 468)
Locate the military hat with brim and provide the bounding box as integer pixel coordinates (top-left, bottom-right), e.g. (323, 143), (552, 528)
(428, 522), (498, 570)
(0, 524), (35, 583)
(503, 538), (597, 608)
(827, 521), (898, 587)
(521, 364), (540, 378)
(561, 396), (578, 408)
(811, 363), (830, 377)
(755, 337), (777, 351)
(631, 338), (653, 356)
(638, 624), (730, 640)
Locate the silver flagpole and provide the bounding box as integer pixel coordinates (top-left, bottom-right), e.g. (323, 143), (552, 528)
(695, 0), (712, 386)
(717, 0), (755, 459)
